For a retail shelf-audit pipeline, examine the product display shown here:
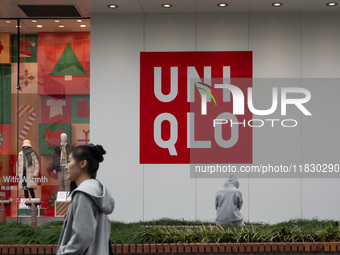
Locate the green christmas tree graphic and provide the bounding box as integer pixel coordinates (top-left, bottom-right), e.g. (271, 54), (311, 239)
(50, 43), (87, 78)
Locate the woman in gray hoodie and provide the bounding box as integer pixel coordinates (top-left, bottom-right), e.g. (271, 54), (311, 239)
(57, 144), (115, 255)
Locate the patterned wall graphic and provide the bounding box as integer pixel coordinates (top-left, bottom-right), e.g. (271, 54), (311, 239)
(0, 155), (10, 186)
(39, 123), (71, 155)
(71, 124), (90, 146)
(0, 66), (11, 124)
(72, 95), (90, 123)
(11, 63), (38, 94)
(50, 43), (87, 77)
(38, 32), (90, 95)
(11, 34), (38, 63)
(0, 66), (11, 155)
(10, 94), (41, 155)
(41, 95), (72, 123)
(0, 125), (11, 155)
(0, 33), (11, 64)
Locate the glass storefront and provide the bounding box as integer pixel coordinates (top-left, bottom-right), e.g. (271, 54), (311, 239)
(0, 18), (90, 217)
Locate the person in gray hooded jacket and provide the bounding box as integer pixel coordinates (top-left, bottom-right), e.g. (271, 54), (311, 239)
(215, 175), (243, 227)
(57, 144), (115, 255)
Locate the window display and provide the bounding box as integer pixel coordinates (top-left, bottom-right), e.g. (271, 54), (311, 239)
(0, 19), (91, 217)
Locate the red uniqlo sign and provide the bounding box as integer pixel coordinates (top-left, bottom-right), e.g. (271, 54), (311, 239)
(140, 52), (253, 164)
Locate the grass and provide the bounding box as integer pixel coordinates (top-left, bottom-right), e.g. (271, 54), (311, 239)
(0, 223), (62, 245)
(0, 218), (339, 245)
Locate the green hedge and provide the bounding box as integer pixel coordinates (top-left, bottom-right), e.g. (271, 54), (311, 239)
(0, 218), (339, 245)
(0, 222), (62, 245)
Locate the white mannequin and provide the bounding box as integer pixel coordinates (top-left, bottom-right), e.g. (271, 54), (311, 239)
(61, 133), (67, 145)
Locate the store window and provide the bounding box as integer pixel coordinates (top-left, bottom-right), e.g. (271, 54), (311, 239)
(0, 18), (90, 217)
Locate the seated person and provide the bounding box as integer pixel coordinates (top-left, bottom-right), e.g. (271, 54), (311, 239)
(215, 175), (244, 227)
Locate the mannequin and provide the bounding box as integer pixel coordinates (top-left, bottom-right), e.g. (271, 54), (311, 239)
(53, 133), (72, 191)
(16, 140), (39, 198)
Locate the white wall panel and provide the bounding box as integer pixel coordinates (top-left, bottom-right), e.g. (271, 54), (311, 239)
(196, 13), (249, 51)
(301, 13), (340, 78)
(91, 14), (144, 221)
(249, 13), (301, 78)
(300, 13), (340, 220)
(301, 179), (340, 220)
(300, 79), (340, 220)
(249, 79), (302, 222)
(144, 165), (195, 220)
(144, 14), (196, 51)
(251, 79), (301, 165)
(249, 178), (302, 223)
(248, 14), (302, 222)
(301, 79), (340, 164)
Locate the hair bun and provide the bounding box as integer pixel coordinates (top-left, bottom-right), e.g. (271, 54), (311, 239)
(88, 144), (106, 163)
